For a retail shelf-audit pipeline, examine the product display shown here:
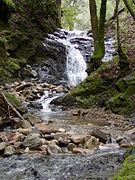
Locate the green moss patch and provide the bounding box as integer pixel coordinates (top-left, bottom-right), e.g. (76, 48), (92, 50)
(114, 155), (135, 180)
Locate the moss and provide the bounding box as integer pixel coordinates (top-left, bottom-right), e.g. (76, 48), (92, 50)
(107, 93), (134, 114)
(113, 155), (135, 180)
(4, 92), (21, 108)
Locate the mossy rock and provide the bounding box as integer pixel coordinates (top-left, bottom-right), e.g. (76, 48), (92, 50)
(107, 93), (135, 114)
(116, 73), (135, 93)
(4, 92), (21, 108)
(113, 155), (135, 180)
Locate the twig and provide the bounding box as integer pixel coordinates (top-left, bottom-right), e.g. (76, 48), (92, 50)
(2, 93), (25, 121)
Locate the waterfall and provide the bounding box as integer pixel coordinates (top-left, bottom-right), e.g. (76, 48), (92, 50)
(58, 30), (88, 87)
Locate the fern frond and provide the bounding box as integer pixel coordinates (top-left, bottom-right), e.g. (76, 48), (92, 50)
(2, 0), (15, 8)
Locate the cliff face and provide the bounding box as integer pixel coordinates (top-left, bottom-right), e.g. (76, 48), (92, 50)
(0, 0), (61, 81)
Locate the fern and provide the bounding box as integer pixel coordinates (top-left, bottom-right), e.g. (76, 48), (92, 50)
(2, 0), (15, 8)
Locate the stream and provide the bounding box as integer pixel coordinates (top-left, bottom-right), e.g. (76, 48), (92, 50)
(0, 29), (124, 180)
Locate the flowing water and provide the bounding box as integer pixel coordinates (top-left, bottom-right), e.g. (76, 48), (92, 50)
(0, 30), (123, 180)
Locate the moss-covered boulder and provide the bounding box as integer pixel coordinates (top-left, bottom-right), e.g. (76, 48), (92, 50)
(108, 73), (135, 114)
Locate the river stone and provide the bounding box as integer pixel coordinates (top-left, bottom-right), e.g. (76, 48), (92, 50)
(18, 128), (32, 135)
(16, 120), (32, 129)
(35, 123), (59, 134)
(4, 145), (15, 156)
(72, 148), (94, 155)
(47, 143), (62, 154)
(22, 133), (41, 149)
(0, 142), (6, 151)
(85, 136), (99, 150)
(67, 143), (77, 152)
(70, 135), (85, 144)
(58, 137), (69, 147)
(23, 113), (41, 125)
(91, 129), (107, 143)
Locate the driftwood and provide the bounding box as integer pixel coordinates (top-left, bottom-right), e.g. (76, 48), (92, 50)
(1, 93), (25, 121)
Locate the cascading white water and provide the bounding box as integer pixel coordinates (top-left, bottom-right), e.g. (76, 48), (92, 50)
(66, 44), (87, 87)
(58, 30), (88, 87)
(42, 95), (60, 113)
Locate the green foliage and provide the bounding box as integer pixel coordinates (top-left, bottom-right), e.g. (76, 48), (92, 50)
(113, 155), (135, 180)
(2, 0), (15, 8)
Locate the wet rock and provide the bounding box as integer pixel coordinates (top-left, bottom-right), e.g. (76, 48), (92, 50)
(16, 120), (32, 129)
(24, 147), (30, 153)
(67, 143), (77, 152)
(16, 82), (32, 91)
(28, 101), (43, 110)
(22, 133), (41, 149)
(44, 134), (54, 141)
(70, 135), (85, 144)
(85, 136), (99, 150)
(47, 142), (62, 154)
(72, 148), (94, 155)
(18, 128), (32, 135)
(0, 142), (6, 151)
(4, 145), (15, 156)
(23, 113), (42, 125)
(61, 147), (69, 153)
(39, 145), (47, 154)
(119, 138), (132, 148)
(31, 70), (37, 77)
(58, 137), (69, 147)
(91, 129), (107, 144)
(35, 123), (59, 134)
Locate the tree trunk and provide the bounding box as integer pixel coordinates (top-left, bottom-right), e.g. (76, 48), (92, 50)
(87, 0), (107, 74)
(123, 0), (135, 20)
(116, 0), (129, 74)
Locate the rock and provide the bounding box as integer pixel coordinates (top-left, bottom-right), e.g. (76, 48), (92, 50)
(23, 113), (42, 125)
(47, 143), (62, 154)
(28, 101), (43, 110)
(119, 138), (132, 148)
(72, 148), (94, 155)
(85, 136), (99, 150)
(0, 142), (6, 151)
(67, 143), (77, 152)
(18, 128), (32, 135)
(39, 145), (47, 153)
(58, 128), (66, 133)
(31, 70), (37, 77)
(24, 147), (30, 153)
(70, 135), (85, 144)
(16, 120), (32, 129)
(91, 129), (107, 144)
(61, 147), (69, 153)
(4, 145), (15, 156)
(22, 133), (41, 149)
(16, 82), (32, 91)
(44, 134), (54, 140)
(58, 137), (69, 147)
(35, 123), (59, 134)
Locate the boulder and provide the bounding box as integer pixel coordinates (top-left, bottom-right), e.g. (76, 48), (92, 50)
(23, 113), (42, 125)
(70, 135), (85, 144)
(91, 129), (107, 144)
(35, 123), (59, 134)
(22, 133), (41, 149)
(0, 142), (6, 151)
(16, 120), (32, 129)
(4, 145), (15, 156)
(47, 142), (62, 154)
(72, 148), (94, 155)
(67, 143), (77, 152)
(85, 136), (99, 150)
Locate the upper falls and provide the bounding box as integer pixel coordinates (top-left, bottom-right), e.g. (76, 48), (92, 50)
(33, 29), (115, 86)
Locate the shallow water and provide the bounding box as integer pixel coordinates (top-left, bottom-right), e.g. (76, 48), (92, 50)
(0, 150), (124, 180)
